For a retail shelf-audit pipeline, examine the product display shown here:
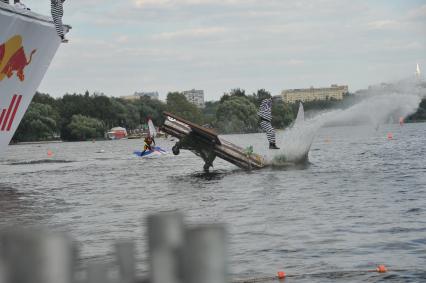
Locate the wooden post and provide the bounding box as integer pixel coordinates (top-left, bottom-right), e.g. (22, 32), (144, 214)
(183, 225), (227, 283)
(115, 241), (136, 283)
(0, 230), (75, 283)
(39, 233), (76, 283)
(147, 212), (185, 283)
(87, 263), (108, 283)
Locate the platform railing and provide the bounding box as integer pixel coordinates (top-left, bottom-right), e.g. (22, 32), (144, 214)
(0, 211), (228, 283)
(0, 212), (395, 283)
(0, 1), (71, 31)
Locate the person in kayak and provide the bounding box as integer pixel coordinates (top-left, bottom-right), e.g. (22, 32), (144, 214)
(141, 135), (156, 155)
(258, 98), (279, 149)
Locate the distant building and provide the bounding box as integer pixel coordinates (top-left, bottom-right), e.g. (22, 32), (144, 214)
(183, 89), (205, 108)
(136, 91), (159, 100)
(122, 91), (159, 101)
(281, 84), (348, 103)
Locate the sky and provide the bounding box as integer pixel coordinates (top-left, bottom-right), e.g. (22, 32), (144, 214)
(27, 0), (426, 101)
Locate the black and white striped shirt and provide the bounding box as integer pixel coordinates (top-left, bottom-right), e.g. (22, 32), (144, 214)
(51, 0), (65, 38)
(258, 98), (272, 122)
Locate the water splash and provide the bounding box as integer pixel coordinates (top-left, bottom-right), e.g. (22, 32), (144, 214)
(294, 102), (304, 125)
(269, 79), (425, 165)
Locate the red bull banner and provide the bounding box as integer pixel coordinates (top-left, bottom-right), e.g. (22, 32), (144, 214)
(0, 4), (62, 156)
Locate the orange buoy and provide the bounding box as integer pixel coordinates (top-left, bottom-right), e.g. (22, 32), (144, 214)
(277, 271), (286, 279)
(387, 132), (393, 140)
(376, 265), (388, 273)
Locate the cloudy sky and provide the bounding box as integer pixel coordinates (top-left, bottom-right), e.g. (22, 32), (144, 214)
(28, 0), (426, 100)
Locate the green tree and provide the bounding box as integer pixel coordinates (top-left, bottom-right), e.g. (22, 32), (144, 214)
(216, 96), (258, 133)
(120, 99), (141, 129)
(229, 88), (246, 97)
(13, 102), (59, 142)
(272, 102), (294, 128)
(249, 89), (272, 107)
(92, 94), (114, 126)
(58, 93), (94, 140)
(166, 92), (203, 124)
(138, 96), (167, 126)
(67, 114), (105, 141)
(220, 88), (246, 103)
(202, 101), (220, 126)
(32, 92), (58, 108)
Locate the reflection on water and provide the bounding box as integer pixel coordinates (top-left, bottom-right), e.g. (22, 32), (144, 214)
(1, 124), (426, 282)
(0, 185), (24, 212)
(185, 169), (242, 180)
(9, 159), (74, 166)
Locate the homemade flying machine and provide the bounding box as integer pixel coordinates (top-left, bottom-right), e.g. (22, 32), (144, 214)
(161, 112), (266, 171)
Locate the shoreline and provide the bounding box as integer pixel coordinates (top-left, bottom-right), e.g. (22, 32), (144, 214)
(10, 140), (64, 145)
(9, 121), (426, 145)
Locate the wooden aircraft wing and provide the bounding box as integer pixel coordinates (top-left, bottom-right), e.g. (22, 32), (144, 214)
(163, 112), (221, 145)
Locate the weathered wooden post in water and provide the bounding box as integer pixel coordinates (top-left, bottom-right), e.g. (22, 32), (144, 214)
(115, 241), (136, 283)
(147, 212), (185, 283)
(87, 263), (109, 283)
(183, 224), (228, 283)
(0, 230), (76, 283)
(0, 213), (231, 283)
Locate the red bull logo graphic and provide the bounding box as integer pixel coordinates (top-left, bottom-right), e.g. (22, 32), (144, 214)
(0, 94), (22, 131)
(0, 35), (36, 82)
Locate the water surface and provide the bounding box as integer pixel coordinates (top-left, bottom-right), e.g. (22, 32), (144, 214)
(1, 123), (426, 282)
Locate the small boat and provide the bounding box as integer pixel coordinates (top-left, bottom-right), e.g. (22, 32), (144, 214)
(106, 127), (128, 140)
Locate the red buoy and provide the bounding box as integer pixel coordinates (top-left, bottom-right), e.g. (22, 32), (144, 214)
(277, 271), (286, 279)
(376, 265), (388, 273)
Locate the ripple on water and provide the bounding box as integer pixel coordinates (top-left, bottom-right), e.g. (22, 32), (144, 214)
(0, 125), (426, 282)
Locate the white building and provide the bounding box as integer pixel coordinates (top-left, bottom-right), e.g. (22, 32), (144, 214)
(121, 91), (159, 101)
(281, 84), (349, 103)
(135, 91), (159, 100)
(183, 89), (205, 108)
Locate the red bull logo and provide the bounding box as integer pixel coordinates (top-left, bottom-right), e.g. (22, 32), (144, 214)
(0, 35), (36, 82)
(0, 94), (22, 131)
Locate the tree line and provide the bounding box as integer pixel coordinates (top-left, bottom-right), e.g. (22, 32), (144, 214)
(12, 89), (294, 142)
(12, 88), (426, 142)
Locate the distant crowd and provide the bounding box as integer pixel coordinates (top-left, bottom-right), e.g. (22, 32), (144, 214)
(1, 0), (68, 43)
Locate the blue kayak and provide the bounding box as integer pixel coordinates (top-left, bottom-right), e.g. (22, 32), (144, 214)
(133, 146), (167, 157)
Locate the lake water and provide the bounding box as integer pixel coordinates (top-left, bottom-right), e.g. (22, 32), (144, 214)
(1, 123), (426, 282)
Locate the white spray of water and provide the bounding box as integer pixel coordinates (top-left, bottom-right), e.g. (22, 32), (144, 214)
(268, 80), (425, 165)
(294, 102), (304, 125)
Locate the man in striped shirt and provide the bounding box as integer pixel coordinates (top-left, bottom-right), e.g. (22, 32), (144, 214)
(258, 98), (279, 149)
(51, 0), (68, 43)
